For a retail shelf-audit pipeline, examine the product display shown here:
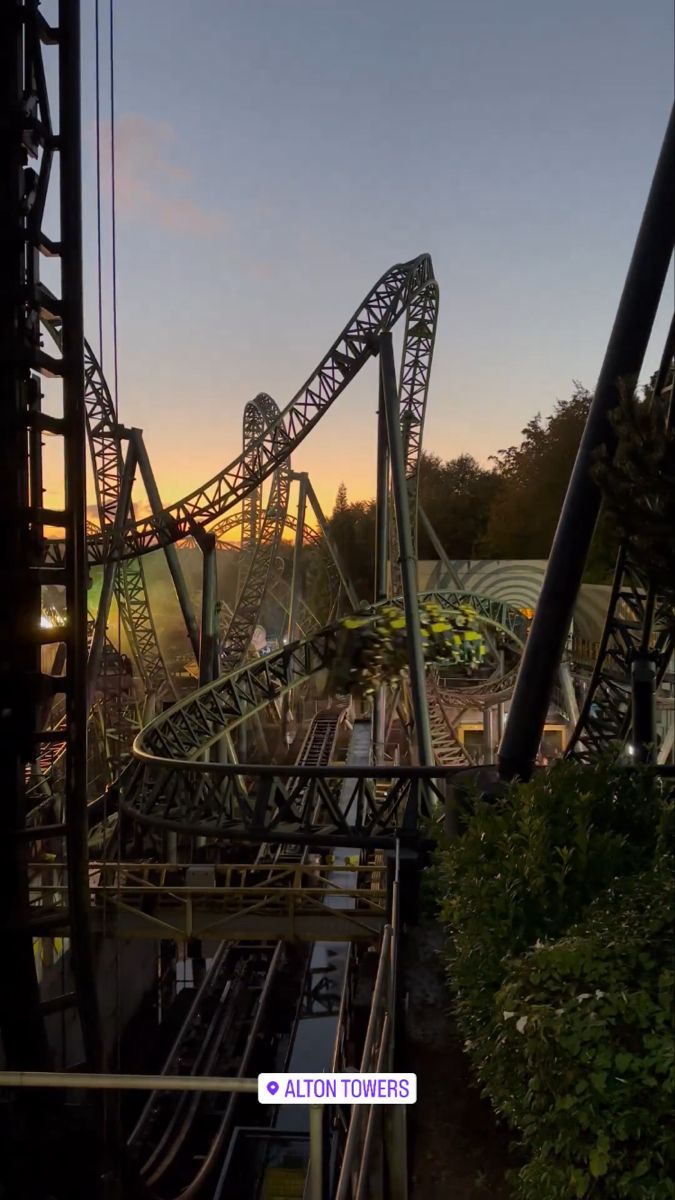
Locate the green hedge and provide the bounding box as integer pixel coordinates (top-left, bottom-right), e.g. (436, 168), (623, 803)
(432, 758), (675, 1198)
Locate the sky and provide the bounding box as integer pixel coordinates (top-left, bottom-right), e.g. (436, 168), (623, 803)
(76, 0), (674, 517)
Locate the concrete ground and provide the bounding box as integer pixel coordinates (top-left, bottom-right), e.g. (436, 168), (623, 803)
(401, 923), (518, 1200)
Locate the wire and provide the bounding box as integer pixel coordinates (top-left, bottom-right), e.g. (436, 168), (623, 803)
(109, 0), (120, 428)
(95, 0), (104, 371)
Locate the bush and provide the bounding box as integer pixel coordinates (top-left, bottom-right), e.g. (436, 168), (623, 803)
(482, 860), (675, 1198)
(431, 758), (675, 1198)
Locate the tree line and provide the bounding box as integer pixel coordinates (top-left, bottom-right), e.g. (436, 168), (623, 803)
(325, 385), (620, 602)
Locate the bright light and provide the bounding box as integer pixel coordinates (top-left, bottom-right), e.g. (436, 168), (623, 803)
(626, 744), (635, 757)
(40, 615), (53, 629)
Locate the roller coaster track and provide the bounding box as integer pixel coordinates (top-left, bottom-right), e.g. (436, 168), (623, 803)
(126, 712), (340, 1198)
(567, 324), (674, 760)
(118, 590), (525, 844)
(43, 255), (439, 567)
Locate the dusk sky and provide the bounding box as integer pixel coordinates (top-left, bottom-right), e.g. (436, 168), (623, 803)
(78, 0), (674, 517)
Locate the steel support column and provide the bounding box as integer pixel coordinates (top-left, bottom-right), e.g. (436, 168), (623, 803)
(131, 428), (200, 660)
(500, 103), (675, 781)
(374, 378), (390, 762)
(60, 0), (102, 1072)
(198, 533), (218, 688)
(379, 334), (434, 769)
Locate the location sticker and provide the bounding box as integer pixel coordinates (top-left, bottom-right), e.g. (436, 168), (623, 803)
(258, 1073), (417, 1105)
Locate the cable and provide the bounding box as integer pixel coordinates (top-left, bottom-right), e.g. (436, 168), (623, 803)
(94, 0), (104, 372)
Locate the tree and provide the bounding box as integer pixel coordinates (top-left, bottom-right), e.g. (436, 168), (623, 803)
(593, 375), (675, 620)
(417, 452), (499, 560)
(479, 385), (619, 578)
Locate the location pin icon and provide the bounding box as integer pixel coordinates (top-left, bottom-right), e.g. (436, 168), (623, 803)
(267, 1081), (279, 1096)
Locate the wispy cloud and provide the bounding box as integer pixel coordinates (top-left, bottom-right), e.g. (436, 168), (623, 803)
(99, 114), (226, 236)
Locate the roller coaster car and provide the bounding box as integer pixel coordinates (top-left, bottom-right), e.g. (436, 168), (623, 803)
(325, 604), (486, 698)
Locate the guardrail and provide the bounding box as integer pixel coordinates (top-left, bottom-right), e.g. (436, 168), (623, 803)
(334, 842), (402, 1200)
(24, 860), (388, 942)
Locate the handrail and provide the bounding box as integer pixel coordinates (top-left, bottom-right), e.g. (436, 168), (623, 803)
(334, 837), (403, 1200)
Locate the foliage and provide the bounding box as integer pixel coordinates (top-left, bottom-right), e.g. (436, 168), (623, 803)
(326, 600), (485, 698)
(327, 484), (376, 600)
(481, 386), (618, 577)
(485, 861), (675, 1200)
(417, 451), (499, 560)
(593, 380), (675, 621)
(431, 758), (675, 1198)
(325, 385), (620, 597)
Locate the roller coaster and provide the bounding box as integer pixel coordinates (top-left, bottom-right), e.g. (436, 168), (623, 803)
(1, 5), (674, 1199)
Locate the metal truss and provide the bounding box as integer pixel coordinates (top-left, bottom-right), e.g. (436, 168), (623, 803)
(23, 860), (388, 942)
(390, 281), (439, 594)
(76, 255), (439, 564)
(427, 677), (474, 766)
(222, 395), (291, 671)
(567, 337), (675, 760)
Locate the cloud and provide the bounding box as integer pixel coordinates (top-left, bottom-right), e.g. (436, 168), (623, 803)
(99, 114), (226, 236)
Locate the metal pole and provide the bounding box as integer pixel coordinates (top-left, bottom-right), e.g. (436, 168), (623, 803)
(375, 383), (390, 605)
(87, 439), (137, 702)
(305, 477), (360, 611)
(132, 428), (200, 659)
(379, 334), (434, 769)
(60, 0), (103, 1072)
(631, 656), (657, 763)
(199, 534), (218, 688)
(287, 473), (308, 645)
(499, 103), (675, 781)
(419, 505), (501, 663)
(308, 1104), (325, 1200)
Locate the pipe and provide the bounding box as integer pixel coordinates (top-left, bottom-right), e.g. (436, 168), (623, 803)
(0, 1071), (258, 1094)
(287, 473), (308, 646)
(199, 534), (218, 688)
(500, 103), (675, 781)
(374, 382), (390, 763)
(60, 0), (103, 1073)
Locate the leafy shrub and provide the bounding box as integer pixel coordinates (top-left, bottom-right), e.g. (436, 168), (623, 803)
(481, 860), (675, 1198)
(431, 758), (675, 1198)
(435, 756), (667, 1037)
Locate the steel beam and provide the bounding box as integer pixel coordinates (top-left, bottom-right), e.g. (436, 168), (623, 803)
(500, 103), (675, 781)
(87, 438), (137, 702)
(374, 380), (390, 762)
(198, 533), (218, 687)
(131, 428), (200, 660)
(59, 0), (102, 1070)
(379, 334), (434, 769)
(287, 472), (308, 645)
